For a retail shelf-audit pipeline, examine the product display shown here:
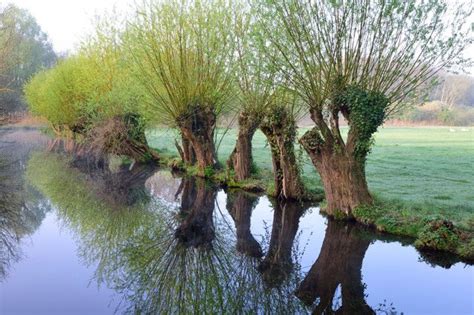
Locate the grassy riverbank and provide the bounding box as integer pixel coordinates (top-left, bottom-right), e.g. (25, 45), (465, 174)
(147, 126), (474, 260)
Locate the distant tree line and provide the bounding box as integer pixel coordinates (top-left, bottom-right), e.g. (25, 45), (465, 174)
(0, 4), (56, 114)
(391, 73), (474, 125)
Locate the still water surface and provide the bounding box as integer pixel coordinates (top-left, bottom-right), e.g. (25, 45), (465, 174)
(0, 126), (472, 315)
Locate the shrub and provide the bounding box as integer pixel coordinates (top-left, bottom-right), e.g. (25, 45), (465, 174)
(415, 219), (461, 252)
(24, 56), (98, 133)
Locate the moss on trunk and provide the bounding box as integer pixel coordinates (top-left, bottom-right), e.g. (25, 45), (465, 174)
(177, 104), (218, 177)
(261, 106), (305, 200)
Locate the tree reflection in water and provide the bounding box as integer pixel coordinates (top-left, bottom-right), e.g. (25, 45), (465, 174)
(174, 177), (217, 248)
(258, 200), (305, 288)
(83, 177), (307, 314)
(25, 151), (405, 314)
(0, 128), (51, 281)
(226, 190), (263, 258)
(296, 220), (375, 314)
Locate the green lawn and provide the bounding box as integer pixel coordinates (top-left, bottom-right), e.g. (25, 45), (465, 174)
(147, 126), (474, 227)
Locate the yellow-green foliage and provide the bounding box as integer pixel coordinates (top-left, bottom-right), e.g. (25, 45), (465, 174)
(25, 56), (97, 131)
(126, 0), (238, 126)
(24, 14), (147, 133)
(79, 16), (148, 123)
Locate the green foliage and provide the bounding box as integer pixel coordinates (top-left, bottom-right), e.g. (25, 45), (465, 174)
(25, 56), (98, 132)
(337, 85), (390, 159)
(25, 13), (147, 135)
(0, 4), (56, 111)
(250, 161), (259, 175)
(341, 87), (389, 139)
(203, 166), (215, 178)
(257, 0), (473, 110)
(233, 2), (278, 117)
(415, 219), (462, 253)
(126, 0), (239, 127)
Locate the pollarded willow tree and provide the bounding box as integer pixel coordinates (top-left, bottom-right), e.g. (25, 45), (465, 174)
(257, 0), (473, 215)
(227, 5), (277, 181)
(128, 0), (238, 176)
(25, 55), (99, 135)
(260, 90), (306, 200)
(228, 4), (306, 198)
(25, 13), (158, 162)
(78, 14), (158, 161)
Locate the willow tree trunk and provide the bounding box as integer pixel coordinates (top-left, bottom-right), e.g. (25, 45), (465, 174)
(261, 125), (282, 196)
(87, 114), (159, 163)
(177, 105), (218, 176)
(226, 190), (263, 258)
(300, 127), (372, 216)
(180, 134), (196, 164)
(228, 112), (260, 181)
(295, 220), (374, 314)
(261, 108), (305, 200)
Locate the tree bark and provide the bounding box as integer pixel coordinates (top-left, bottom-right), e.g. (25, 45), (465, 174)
(87, 114), (159, 163)
(261, 107), (305, 200)
(176, 134), (196, 165)
(177, 105), (218, 177)
(295, 220), (374, 315)
(228, 112), (260, 181)
(300, 127), (372, 217)
(260, 124), (282, 196)
(226, 190), (263, 258)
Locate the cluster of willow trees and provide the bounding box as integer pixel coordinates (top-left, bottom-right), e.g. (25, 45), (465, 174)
(25, 0), (472, 216)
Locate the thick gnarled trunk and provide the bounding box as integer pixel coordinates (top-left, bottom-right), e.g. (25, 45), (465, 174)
(177, 134), (196, 165)
(228, 112), (260, 181)
(87, 114), (159, 163)
(177, 104), (218, 177)
(300, 89), (387, 216)
(261, 108), (305, 200)
(300, 126), (372, 217)
(262, 127), (282, 195)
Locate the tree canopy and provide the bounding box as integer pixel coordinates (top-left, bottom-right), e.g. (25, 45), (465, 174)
(0, 4), (56, 112)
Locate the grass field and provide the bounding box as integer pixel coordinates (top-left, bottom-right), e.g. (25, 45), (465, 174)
(149, 127), (473, 204)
